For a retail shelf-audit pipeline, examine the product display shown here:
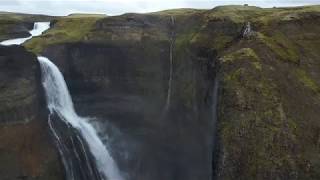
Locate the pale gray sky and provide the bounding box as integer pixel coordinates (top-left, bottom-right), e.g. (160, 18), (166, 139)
(0, 0), (319, 16)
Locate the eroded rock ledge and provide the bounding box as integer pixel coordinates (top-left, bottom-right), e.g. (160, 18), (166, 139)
(0, 46), (63, 180)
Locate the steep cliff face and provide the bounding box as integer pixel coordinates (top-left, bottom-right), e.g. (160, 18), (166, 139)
(34, 10), (216, 180)
(1, 5), (320, 180)
(0, 46), (63, 180)
(214, 6), (320, 180)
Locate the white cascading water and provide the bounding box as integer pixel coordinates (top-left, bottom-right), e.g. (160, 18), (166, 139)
(38, 56), (123, 180)
(0, 22), (50, 45)
(0, 21), (123, 180)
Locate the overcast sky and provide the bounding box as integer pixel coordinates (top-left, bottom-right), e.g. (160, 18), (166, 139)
(0, 0), (319, 16)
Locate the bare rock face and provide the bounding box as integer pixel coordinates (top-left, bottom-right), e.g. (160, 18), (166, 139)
(0, 46), (63, 180)
(0, 46), (40, 124)
(42, 12), (218, 180)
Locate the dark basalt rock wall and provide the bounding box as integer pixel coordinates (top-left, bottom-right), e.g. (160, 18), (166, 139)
(42, 12), (218, 180)
(49, 110), (104, 180)
(0, 13), (53, 41)
(0, 21), (33, 41)
(0, 46), (41, 124)
(0, 46), (63, 180)
(1, 5), (320, 180)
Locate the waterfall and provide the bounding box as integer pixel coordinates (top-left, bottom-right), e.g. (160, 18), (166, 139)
(164, 16), (175, 112)
(0, 22), (50, 46)
(243, 22), (253, 38)
(1, 20), (123, 180)
(211, 73), (220, 180)
(38, 56), (123, 180)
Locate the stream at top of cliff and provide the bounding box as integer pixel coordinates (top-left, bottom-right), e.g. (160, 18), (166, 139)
(164, 15), (175, 113)
(0, 22), (124, 180)
(0, 22), (50, 45)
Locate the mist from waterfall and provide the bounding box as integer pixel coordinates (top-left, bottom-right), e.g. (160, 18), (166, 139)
(38, 56), (123, 180)
(0, 22), (50, 46)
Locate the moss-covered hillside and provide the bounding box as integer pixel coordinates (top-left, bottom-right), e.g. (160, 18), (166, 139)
(210, 5), (320, 180)
(25, 14), (106, 53)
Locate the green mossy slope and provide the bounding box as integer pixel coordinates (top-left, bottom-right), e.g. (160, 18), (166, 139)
(25, 15), (105, 53)
(212, 5), (320, 180)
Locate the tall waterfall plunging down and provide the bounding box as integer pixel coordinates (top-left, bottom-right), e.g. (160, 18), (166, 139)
(38, 56), (123, 180)
(0, 22), (50, 46)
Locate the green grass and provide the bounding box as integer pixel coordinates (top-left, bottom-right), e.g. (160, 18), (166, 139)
(257, 32), (300, 63)
(0, 12), (53, 40)
(0, 14), (27, 39)
(216, 6), (320, 179)
(21, 5), (320, 55)
(221, 48), (260, 63)
(208, 5), (266, 23)
(295, 69), (320, 93)
(67, 13), (106, 18)
(150, 8), (205, 16)
(205, 5), (320, 25)
(25, 16), (104, 54)
(221, 48), (262, 71)
(257, 5), (320, 24)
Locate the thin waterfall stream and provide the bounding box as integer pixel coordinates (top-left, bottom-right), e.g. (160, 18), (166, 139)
(164, 15), (175, 112)
(211, 73), (219, 180)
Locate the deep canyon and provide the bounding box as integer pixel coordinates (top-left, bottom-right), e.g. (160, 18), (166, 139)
(0, 5), (320, 180)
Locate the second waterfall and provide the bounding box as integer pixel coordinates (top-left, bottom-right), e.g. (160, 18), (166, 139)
(38, 56), (123, 180)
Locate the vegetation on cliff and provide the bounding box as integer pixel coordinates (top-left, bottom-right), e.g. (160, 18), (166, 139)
(25, 14), (105, 53)
(0, 5), (320, 180)
(210, 5), (320, 180)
